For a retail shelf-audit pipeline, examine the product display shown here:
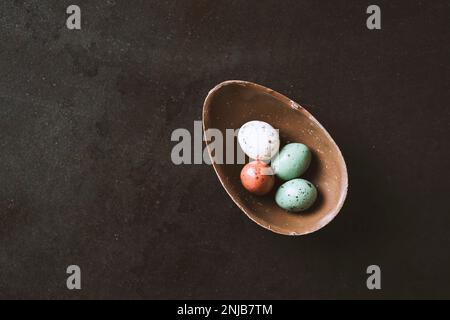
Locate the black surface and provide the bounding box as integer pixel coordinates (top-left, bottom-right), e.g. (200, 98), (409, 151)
(0, 0), (449, 299)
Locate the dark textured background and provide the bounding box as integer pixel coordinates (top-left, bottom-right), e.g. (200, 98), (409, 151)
(0, 0), (449, 299)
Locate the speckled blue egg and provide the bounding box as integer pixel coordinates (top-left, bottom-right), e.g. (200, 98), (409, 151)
(271, 143), (311, 181)
(275, 178), (317, 212)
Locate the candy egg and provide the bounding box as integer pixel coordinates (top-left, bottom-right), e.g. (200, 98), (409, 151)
(240, 161), (275, 195)
(271, 143), (312, 180)
(275, 178), (317, 212)
(238, 120), (280, 160)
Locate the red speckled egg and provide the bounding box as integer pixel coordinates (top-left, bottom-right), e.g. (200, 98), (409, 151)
(240, 161), (275, 196)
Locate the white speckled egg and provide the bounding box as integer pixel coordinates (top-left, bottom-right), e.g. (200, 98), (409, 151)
(238, 120), (280, 160)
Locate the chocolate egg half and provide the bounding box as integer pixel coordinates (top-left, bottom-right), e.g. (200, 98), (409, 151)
(203, 80), (348, 235)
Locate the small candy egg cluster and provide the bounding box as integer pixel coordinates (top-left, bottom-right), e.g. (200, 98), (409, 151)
(238, 120), (317, 212)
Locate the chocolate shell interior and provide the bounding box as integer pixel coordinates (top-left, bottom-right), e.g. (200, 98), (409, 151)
(203, 80), (348, 235)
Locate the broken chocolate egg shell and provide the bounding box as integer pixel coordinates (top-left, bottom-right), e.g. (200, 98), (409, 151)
(203, 80), (348, 236)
